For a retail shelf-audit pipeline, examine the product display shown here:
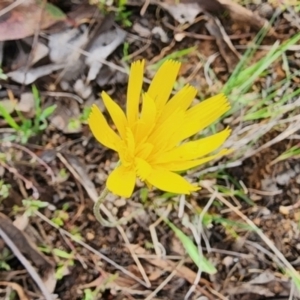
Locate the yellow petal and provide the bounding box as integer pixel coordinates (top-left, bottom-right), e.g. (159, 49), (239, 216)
(135, 157), (152, 181)
(157, 149), (232, 171)
(146, 168), (199, 194)
(127, 60), (145, 127)
(154, 128), (231, 163)
(107, 165), (136, 198)
(148, 108), (185, 153)
(102, 91), (127, 140)
(170, 93), (230, 145)
(147, 60), (181, 112)
(88, 104), (122, 151)
(136, 142), (154, 160)
(125, 127), (136, 157)
(158, 84), (197, 124)
(135, 92), (157, 142)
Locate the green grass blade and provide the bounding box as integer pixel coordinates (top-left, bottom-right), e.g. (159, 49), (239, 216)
(0, 104), (20, 130)
(163, 218), (217, 274)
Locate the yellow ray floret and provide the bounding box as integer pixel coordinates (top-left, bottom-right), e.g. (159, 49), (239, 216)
(88, 59), (232, 198)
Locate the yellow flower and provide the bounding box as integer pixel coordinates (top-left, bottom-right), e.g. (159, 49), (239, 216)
(88, 60), (231, 198)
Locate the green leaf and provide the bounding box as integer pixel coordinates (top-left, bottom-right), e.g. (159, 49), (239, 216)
(164, 218), (217, 274)
(0, 104), (20, 130)
(22, 199), (48, 209)
(53, 248), (74, 259)
(40, 105), (57, 120)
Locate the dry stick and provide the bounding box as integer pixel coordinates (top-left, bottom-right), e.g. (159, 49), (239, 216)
(35, 211), (148, 288)
(0, 160), (39, 199)
(0, 281), (29, 300)
(0, 0), (27, 17)
(6, 142), (56, 183)
(144, 259), (186, 300)
(201, 181), (300, 284)
(0, 227), (53, 300)
(149, 204), (172, 258)
(244, 119), (300, 160)
(184, 191), (218, 300)
(56, 153), (151, 287)
(41, 91), (83, 104)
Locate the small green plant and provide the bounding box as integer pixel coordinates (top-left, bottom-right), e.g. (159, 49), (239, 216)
(51, 204), (69, 227)
(53, 249), (75, 280)
(122, 42), (130, 62)
(0, 248), (12, 271)
(94, 0), (132, 27)
(67, 106), (91, 131)
(82, 289), (95, 300)
(115, 0), (132, 27)
(21, 199), (49, 216)
(0, 85), (57, 143)
(0, 180), (10, 202)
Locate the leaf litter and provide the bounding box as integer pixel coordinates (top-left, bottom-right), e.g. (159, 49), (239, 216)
(0, 0), (300, 299)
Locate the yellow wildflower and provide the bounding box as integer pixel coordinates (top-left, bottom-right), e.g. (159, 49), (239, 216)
(88, 60), (231, 198)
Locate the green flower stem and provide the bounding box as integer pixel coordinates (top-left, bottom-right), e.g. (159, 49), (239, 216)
(93, 186), (143, 227)
(93, 187), (114, 227)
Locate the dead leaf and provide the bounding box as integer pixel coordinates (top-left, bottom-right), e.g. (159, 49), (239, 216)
(15, 92), (35, 118)
(96, 64), (127, 87)
(248, 270), (276, 285)
(74, 79), (92, 100)
(0, 0), (66, 41)
(48, 26), (89, 64)
(0, 213), (56, 292)
(85, 26), (126, 82)
(154, 0), (225, 24)
(25, 40), (49, 65)
(7, 64), (65, 85)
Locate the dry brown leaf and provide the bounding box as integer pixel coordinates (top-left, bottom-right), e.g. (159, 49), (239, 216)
(157, 0), (225, 24)
(0, 0), (66, 41)
(0, 213), (56, 293)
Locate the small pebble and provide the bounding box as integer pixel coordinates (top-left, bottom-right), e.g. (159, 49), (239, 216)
(86, 232), (95, 240)
(258, 3), (274, 19)
(222, 256), (234, 268)
(114, 198), (126, 207)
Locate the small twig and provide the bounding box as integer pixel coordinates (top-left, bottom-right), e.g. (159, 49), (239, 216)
(279, 198), (300, 215)
(4, 142), (56, 183)
(200, 181), (300, 285)
(41, 91), (83, 104)
(0, 227), (53, 300)
(140, 0), (151, 16)
(149, 204), (172, 257)
(56, 153), (151, 287)
(0, 0), (27, 17)
(0, 160), (39, 199)
(0, 281), (29, 300)
(144, 259), (185, 300)
(34, 211), (148, 288)
(184, 191), (217, 300)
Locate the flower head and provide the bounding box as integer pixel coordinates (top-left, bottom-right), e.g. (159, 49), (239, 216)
(88, 60), (231, 198)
